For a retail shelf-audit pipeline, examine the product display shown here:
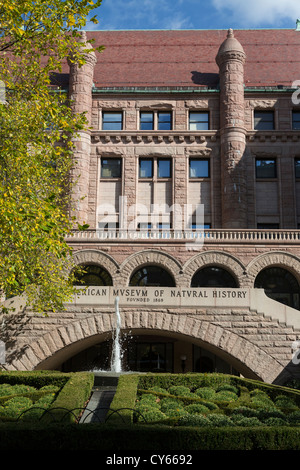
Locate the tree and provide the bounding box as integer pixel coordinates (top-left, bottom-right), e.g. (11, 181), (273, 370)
(0, 0), (102, 312)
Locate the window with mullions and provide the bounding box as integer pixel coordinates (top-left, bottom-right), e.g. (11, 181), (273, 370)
(140, 112), (154, 130)
(292, 111), (300, 130)
(158, 159), (171, 178)
(101, 158), (122, 178)
(139, 158), (171, 178)
(102, 112), (123, 131)
(189, 112), (209, 131)
(256, 159), (277, 179)
(139, 159), (153, 178)
(158, 112), (172, 130)
(254, 111), (274, 130)
(140, 111), (172, 130)
(189, 159), (210, 178)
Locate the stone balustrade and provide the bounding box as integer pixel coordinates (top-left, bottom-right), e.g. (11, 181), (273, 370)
(66, 229), (300, 243)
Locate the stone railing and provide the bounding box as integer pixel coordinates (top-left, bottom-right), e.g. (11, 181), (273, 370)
(65, 229), (300, 244)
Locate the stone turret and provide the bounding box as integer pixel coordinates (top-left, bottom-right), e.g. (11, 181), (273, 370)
(216, 29), (247, 228)
(68, 31), (97, 225)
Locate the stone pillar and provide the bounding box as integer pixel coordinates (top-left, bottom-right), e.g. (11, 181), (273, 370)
(68, 32), (97, 225)
(216, 29), (247, 228)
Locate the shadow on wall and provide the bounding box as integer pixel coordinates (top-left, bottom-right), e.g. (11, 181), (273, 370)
(191, 71), (219, 87)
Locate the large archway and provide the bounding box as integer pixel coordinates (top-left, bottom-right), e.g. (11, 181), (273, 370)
(11, 311), (285, 384)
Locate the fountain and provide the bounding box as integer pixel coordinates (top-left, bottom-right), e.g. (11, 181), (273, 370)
(110, 296), (122, 373)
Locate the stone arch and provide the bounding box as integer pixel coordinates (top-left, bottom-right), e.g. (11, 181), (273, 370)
(8, 312), (284, 383)
(247, 251), (300, 286)
(183, 250), (246, 287)
(119, 249), (183, 287)
(72, 249), (119, 285)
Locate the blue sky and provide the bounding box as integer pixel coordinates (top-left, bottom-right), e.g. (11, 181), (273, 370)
(86, 0), (300, 31)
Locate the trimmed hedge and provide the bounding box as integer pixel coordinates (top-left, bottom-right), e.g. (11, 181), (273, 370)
(108, 374), (140, 424)
(0, 422), (300, 451)
(0, 371), (94, 424)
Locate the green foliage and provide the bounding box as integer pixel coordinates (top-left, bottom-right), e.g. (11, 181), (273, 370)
(159, 397), (184, 412)
(137, 408), (167, 423)
(185, 403), (211, 414)
(178, 414), (212, 427)
(168, 385), (193, 397)
(108, 374), (140, 425)
(0, 373), (300, 451)
(215, 390), (238, 402)
(0, 0), (103, 312)
(207, 414), (235, 427)
(134, 373), (300, 429)
(0, 371), (93, 423)
(194, 386), (217, 400)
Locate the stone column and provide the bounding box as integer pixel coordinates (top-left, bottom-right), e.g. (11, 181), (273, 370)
(68, 32), (97, 225)
(216, 29), (247, 228)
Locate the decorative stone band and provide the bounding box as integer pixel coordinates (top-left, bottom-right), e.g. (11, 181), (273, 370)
(68, 286), (300, 329)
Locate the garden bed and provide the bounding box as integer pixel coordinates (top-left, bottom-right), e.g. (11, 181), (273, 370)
(0, 370), (94, 423)
(110, 373), (300, 429)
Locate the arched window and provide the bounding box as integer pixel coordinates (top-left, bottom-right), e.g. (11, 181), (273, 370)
(73, 265), (113, 286)
(129, 265), (175, 287)
(254, 267), (300, 309)
(191, 266), (238, 288)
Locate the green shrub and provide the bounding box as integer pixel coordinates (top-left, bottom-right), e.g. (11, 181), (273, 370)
(0, 384), (14, 397)
(216, 384), (239, 395)
(287, 411), (300, 425)
(264, 417), (288, 426)
(230, 406), (260, 419)
(138, 394), (159, 406)
(208, 414), (234, 427)
(166, 408), (188, 419)
(160, 397), (184, 413)
(137, 408), (167, 423)
(259, 408), (284, 419)
(251, 394), (276, 410)
(0, 397), (34, 420)
(275, 395), (298, 411)
(231, 415), (262, 427)
(168, 385), (192, 397)
(185, 403), (211, 414)
(200, 400), (219, 411)
(178, 414), (212, 427)
(215, 390), (238, 402)
(194, 387), (216, 400)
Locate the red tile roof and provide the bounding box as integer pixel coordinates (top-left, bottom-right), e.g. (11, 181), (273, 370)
(77, 29), (300, 89)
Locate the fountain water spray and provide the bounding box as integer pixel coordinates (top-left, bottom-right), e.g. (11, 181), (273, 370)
(110, 296), (122, 372)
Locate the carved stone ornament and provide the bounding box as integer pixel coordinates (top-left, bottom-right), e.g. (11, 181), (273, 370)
(248, 100), (277, 109)
(187, 148), (212, 157)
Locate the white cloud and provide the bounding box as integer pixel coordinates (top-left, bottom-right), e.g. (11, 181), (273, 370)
(93, 0), (194, 30)
(212, 0), (300, 26)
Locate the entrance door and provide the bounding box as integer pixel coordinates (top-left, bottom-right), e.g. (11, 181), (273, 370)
(127, 340), (173, 372)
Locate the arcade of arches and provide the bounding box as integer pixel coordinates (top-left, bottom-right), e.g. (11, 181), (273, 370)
(63, 260), (300, 375)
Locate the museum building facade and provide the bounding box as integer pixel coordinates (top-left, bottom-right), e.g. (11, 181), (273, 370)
(2, 27), (300, 384)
